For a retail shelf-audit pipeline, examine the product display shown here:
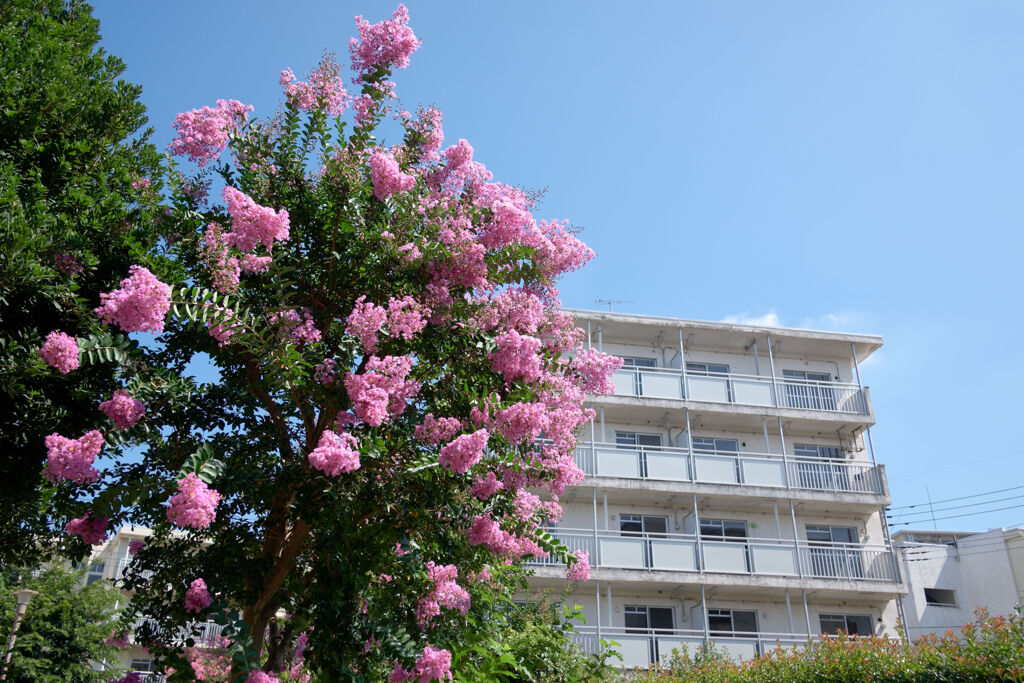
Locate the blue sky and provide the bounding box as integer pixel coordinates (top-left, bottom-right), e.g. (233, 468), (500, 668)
(91, 1), (1024, 532)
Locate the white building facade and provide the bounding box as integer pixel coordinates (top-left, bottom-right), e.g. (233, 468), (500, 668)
(894, 528), (1024, 639)
(527, 310), (905, 668)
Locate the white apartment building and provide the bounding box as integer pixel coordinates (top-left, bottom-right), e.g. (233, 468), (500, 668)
(894, 527), (1024, 639)
(527, 310), (905, 668)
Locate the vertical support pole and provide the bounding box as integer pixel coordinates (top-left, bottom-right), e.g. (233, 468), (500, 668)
(693, 492), (703, 573)
(762, 418), (771, 455)
(600, 408), (606, 445)
(778, 417), (790, 488)
(785, 593), (794, 634)
(587, 320), (592, 350)
(685, 409), (695, 482)
(851, 342), (866, 413)
(801, 590), (812, 636)
(606, 585), (613, 631)
(773, 502), (782, 538)
(679, 327), (688, 399)
(592, 488), (600, 567)
(790, 499), (803, 577)
(766, 334), (779, 407)
(596, 580), (602, 639)
(752, 340), (761, 376)
(700, 584), (710, 645)
(603, 492), (609, 531)
(597, 324), (603, 353)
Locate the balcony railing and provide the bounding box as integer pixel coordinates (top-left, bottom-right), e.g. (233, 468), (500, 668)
(529, 528), (897, 582)
(131, 617), (226, 647)
(569, 625), (818, 668)
(115, 557), (153, 581)
(610, 367), (868, 415)
(572, 441), (883, 494)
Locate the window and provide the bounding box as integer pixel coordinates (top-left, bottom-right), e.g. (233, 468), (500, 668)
(621, 357), (657, 368)
(699, 518), (747, 541)
(130, 658), (154, 672)
(85, 561), (105, 586)
(620, 514), (668, 537)
(924, 588), (957, 607)
(692, 437), (739, 456)
(806, 525), (863, 578)
(820, 614), (872, 636)
(707, 609), (757, 636)
(783, 370), (837, 411)
(794, 444), (842, 460)
(806, 525), (857, 544)
(616, 432), (663, 478)
(686, 362), (729, 375)
(624, 605), (675, 633)
(794, 444), (848, 491)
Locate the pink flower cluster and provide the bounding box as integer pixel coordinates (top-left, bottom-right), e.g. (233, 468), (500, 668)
(99, 389), (146, 430)
(308, 429), (361, 476)
(569, 348), (624, 395)
(386, 296), (429, 340)
(417, 562), (470, 627)
(43, 430), (103, 484)
(344, 355), (419, 426)
(184, 578), (212, 613)
(490, 402), (548, 444)
(200, 222), (240, 294)
(347, 296), (430, 352)
(413, 414), (462, 445)
(129, 539), (145, 555)
(512, 490), (541, 521)
(413, 646), (452, 682)
(566, 550), (591, 582)
(370, 150), (415, 201)
(38, 330), (79, 373)
(346, 296), (388, 352)
(314, 358), (337, 386)
(53, 252), (83, 275)
(95, 266), (172, 333)
(166, 473), (222, 529)
(245, 673), (278, 683)
(65, 513), (109, 545)
(438, 429), (488, 475)
(466, 515), (545, 559)
(349, 4), (421, 75)
(271, 308), (321, 345)
(489, 330), (543, 384)
(222, 186), (290, 253)
(468, 472), (504, 500)
(279, 56), (348, 116)
(170, 99), (252, 166)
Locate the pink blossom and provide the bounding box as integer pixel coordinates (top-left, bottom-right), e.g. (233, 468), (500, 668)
(489, 330), (543, 384)
(166, 473), (222, 529)
(200, 223), (240, 293)
(207, 306), (240, 347)
(314, 359), (337, 386)
(308, 429), (361, 476)
(346, 296), (387, 353)
(569, 348), (624, 395)
(169, 99), (252, 166)
(414, 107), (443, 161)
(43, 430), (103, 484)
(491, 402), (548, 444)
(131, 177), (151, 190)
(535, 219), (596, 279)
(129, 540), (145, 555)
(469, 472), (504, 500)
(389, 663), (413, 683)
(513, 490), (541, 521)
(184, 578), (212, 613)
(413, 414), (462, 445)
(95, 266), (172, 333)
(240, 254), (272, 273)
(466, 515), (531, 557)
(397, 242), (420, 261)
(413, 646), (452, 682)
(271, 308), (321, 345)
(387, 296), (429, 340)
(38, 330), (79, 373)
(279, 56), (347, 116)
(438, 429), (488, 475)
(65, 513), (109, 545)
(370, 150), (415, 201)
(99, 389), (146, 430)
(344, 355), (419, 426)
(53, 252), (83, 275)
(245, 673), (278, 683)
(566, 550), (591, 582)
(349, 4), (421, 75)
(222, 187), (290, 253)
(417, 561), (470, 627)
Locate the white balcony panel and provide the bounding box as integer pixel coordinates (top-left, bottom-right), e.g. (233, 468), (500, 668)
(732, 379), (774, 406)
(599, 538), (645, 568)
(640, 372), (682, 399)
(741, 459), (785, 487)
(751, 545), (797, 575)
(657, 637), (705, 664)
(617, 637), (653, 668)
(703, 542), (748, 573)
(686, 376), (729, 403)
(695, 456), (738, 484)
(650, 540), (697, 571)
(612, 370), (636, 396)
(712, 639), (758, 661)
(596, 449), (641, 479)
(646, 452), (690, 481)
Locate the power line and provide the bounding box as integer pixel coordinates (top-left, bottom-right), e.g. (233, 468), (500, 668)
(888, 484), (1024, 511)
(888, 502), (1024, 526)
(888, 493), (1024, 520)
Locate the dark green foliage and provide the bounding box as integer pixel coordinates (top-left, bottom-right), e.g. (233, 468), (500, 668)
(0, 0), (163, 565)
(0, 565), (123, 682)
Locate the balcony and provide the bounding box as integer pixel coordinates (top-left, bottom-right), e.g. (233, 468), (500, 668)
(115, 557), (153, 581)
(131, 617), (226, 647)
(572, 442), (883, 494)
(569, 625), (816, 668)
(530, 528), (897, 583)
(610, 367), (867, 415)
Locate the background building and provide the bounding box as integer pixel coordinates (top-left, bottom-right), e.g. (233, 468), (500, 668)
(527, 310), (905, 668)
(894, 527), (1024, 639)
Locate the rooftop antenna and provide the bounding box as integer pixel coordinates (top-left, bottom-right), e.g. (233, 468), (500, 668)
(595, 298), (633, 312)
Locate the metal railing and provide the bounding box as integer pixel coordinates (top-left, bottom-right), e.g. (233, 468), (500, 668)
(130, 617), (226, 647)
(572, 441), (883, 494)
(529, 528), (897, 582)
(115, 557), (153, 581)
(611, 367), (868, 415)
(569, 625), (819, 667)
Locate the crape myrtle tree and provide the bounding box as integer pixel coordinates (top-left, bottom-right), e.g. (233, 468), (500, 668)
(38, 5), (621, 681)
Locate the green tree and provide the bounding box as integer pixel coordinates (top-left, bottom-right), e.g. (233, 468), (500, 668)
(0, 565), (123, 683)
(0, 0), (163, 565)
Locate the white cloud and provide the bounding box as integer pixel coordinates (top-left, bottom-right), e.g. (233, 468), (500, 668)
(798, 311), (863, 331)
(721, 310), (782, 327)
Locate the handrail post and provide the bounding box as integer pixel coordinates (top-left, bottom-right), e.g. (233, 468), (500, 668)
(679, 327), (687, 399)
(766, 334), (779, 407)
